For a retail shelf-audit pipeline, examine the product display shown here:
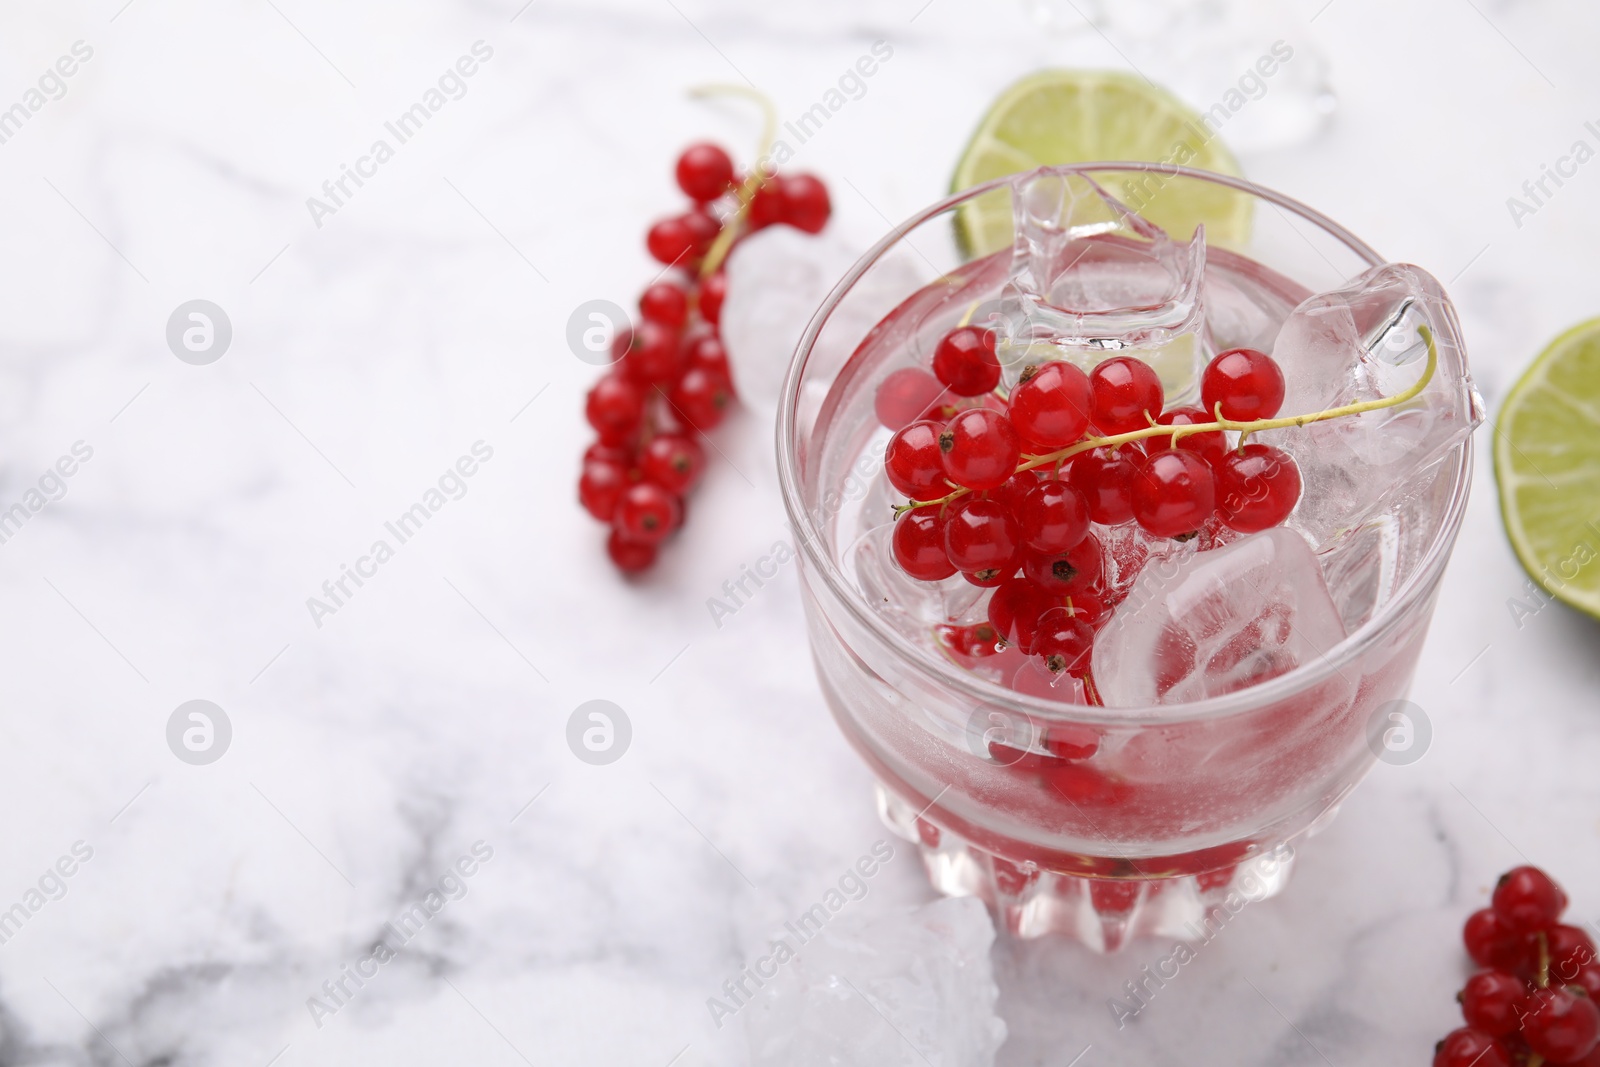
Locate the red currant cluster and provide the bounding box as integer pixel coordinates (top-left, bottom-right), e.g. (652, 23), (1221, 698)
(579, 141), (832, 573)
(1439, 866), (1600, 1066)
(883, 329), (1302, 677)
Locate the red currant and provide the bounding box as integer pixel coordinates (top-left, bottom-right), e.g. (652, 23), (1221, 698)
(749, 175), (787, 229)
(1014, 480), (1090, 553)
(1148, 407), (1229, 465)
(1432, 1029), (1513, 1067)
(1202, 347), (1286, 421)
(668, 366), (734, 430)
(1575, 963), (1600, 1002)
(1550, 926), (1599, 983)
(892, 506), (955, 582)
(607, 528), (658, 573)
(885, 420), (946, 498)
(1088, 356), (1164, 434)
(987, 576), (1056, 653)
(932, 326), (1001, 397)
(646, 216), (696, 266)
(1068, 445), (1140, 525)
(584, 440), (632, 466)
(614, 482), (681, 545)
(579, 458), (629, 522)
(684, 331), (729, 377)
(943, 497), (1019, 576)
(1467, 908), (1530, 971)
(781, 174), (831, 233)
(675, 142), (735, 202)
(1035, 607), (1095, 675)
(1008, 361), (1092, 448)
(1494, 866), (1568, 934)
(1023, 534), (1103, 596)
(585, 374), (645, 445)
(623, 320), (681, 384)
(1459, 971), (1528, 1036)
(1132, 450), (1216, 539)
(681, 208), (721, 258)
(1214, 443), (1302, 533)
(641, 433), (704, 494)
(1522, 987), (1600, 1063)
(1045, 724), (1099, 760)
(699, 271), (728, 326)
(939, 409), (1020, 491)
(639, 281), (689, 329)
(874, 367), (947, 431)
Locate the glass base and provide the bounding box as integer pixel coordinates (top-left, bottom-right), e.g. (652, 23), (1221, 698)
(876, 784), (1297, 952)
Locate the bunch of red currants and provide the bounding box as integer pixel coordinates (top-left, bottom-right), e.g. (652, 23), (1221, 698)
(579, 142), (831, 572)
(1437, 866), (1600, 1066)
(883, 325), (1301, 676)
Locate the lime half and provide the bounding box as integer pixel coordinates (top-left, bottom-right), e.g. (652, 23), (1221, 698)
(952, 70), (1250, 257)
(1495, 317), (1600, 620)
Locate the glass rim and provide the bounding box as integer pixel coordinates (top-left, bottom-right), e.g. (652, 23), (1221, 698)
(775, 163), (1474, 726)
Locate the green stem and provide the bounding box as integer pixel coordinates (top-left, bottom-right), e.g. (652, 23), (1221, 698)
(893, 325), (1441, 516)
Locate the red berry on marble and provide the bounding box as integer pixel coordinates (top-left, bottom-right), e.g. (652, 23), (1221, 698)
(1432, 1029), (1513, 1067)
(646, 216), (696, 266)
(579, 458), (630, 522)
(885, 420), (947, 498)
(1522, 987), (1600, 1063)
(893, 507), (956, 582)
(668, 366), (734, 431)
(624, 320), (681, 384)
(1494, 866), (1569, 934)
(781, 174), (831, 233)
(1008, 361), (1092, 448)
(641, 434), (704, 495)
(698, 270), (728, 326)
(1214, 443), (1302, 533)
(607, 528), (658, 573)
(614, 482), (681, 545)
(585, 374), (646, 445)
(1068, 445), (1141, 525)
(1459, 971), (1528, 1037)
(1132, 449), (1215, 539)
(939, 408), (1020, 491)
(1148, 407), (1229, 465)
(932, 326), (1002, 397)
(1202, 347), (1286, 421)
(1088, 355), (1164, 434)
(943, 497), (1019, 576)
(675, 142), (735, 202)
(1014, 480), (1090, 553)
(639, 281), (689, 329)
(1467, 909), (1533, 971)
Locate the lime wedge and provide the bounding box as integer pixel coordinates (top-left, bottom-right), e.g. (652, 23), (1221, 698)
(951, 70), (1250, 257)
(1495, 317), (1600, 620)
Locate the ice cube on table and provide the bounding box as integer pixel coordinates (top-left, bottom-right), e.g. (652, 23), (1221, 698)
(1266, 263), (1484, 545)
(745, 896), (1007, 1067)
(1092, 528), (1351, 707)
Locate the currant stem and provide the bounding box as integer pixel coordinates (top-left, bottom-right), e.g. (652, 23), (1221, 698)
(893, 325), (1441, 516)
(1537, 928), (1551, 989)
(687, 84), (778, 281)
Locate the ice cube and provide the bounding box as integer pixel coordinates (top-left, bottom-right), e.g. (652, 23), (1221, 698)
(721, 227), (924, 411)
(993, 170), (1212, 404)
(1092, 527), (1352, 707)
(1267, 263), (1484, 545)
(745, 896), (1007, 1067)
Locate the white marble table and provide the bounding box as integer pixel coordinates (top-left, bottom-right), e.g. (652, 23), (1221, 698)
(1, 0), (1597, 1063)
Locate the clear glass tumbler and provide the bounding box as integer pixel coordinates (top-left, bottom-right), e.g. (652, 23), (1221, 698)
(776, 164), (1475, 951)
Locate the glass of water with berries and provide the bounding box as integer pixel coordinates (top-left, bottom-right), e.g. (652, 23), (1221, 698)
(777, 164), (1483, 950)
